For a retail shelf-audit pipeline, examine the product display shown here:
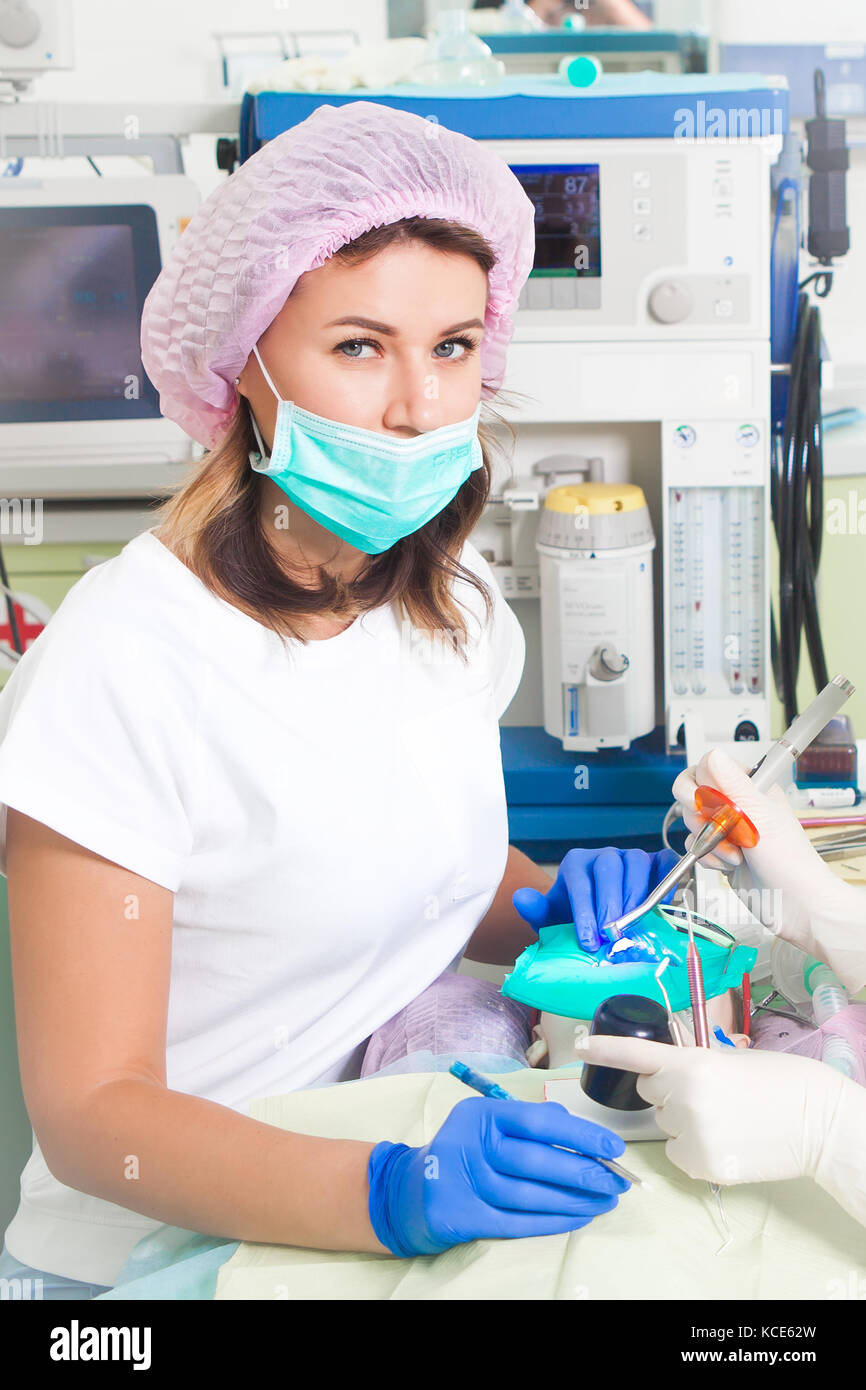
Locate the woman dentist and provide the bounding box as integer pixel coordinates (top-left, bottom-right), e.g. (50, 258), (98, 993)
(0, 101), (678, 1296)
(577, 747), (866, 1227)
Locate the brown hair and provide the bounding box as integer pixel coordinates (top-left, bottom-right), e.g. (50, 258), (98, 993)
(152, 217), (509, 652)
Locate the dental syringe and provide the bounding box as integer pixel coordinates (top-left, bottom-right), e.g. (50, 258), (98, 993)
(602, 675), (856, 942)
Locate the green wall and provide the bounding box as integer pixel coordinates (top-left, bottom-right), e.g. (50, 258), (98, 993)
(0, 876), (30, 1237)
(768, 474), (866, 738)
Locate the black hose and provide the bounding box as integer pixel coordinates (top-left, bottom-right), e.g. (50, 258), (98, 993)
(770, 291), (829, 725)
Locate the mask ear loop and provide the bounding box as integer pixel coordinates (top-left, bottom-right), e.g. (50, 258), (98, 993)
(246, 404), (270, 468)
(235, 370), (271, 467)
(238, 346), (281, 467)
(251, 341), (283, 401)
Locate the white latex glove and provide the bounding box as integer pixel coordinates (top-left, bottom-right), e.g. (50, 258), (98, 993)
(575, 1034), (866, 1227)
(672, 746), (866, 994)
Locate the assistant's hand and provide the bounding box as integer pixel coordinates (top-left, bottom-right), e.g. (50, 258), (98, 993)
(574, 1034), (866, 1227)
(367, 1095), (630, 1258)
(673, 745), (819, 874)
(672, 747), (866, 992)
(512, 846), (680, 952)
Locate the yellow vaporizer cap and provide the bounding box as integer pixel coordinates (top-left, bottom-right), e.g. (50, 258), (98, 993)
(543, 482), (648, 515)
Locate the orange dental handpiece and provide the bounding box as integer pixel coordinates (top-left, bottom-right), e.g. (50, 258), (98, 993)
(692, 784), (760, 852)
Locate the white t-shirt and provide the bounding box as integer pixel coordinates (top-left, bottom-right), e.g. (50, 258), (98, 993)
(0, 528), (525, 1285)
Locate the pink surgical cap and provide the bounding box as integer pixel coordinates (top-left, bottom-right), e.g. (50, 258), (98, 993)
(140, 100), (537, 450)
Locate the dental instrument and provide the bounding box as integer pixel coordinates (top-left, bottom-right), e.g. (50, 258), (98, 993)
(654, 958), (685, 1047)
(809, 825), (866, 846)
(814, 844), (866, 864)
(742, 972), (751, 1039)
(449, 1061), (645, 1188)
(800, 814), (866, 829)
(602, 674), (856, 942)
(684, 902), (731, 1251)
(803, 825), (866, 860)
(686, 912), (711, 1049)
(751, 989), (815, 1030)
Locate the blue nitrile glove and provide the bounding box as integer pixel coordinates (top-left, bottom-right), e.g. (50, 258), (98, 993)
(512, 846), (680, 953)
(367, 1096), (629, 1258)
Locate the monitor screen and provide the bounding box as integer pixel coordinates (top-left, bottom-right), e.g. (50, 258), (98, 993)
(510, 164), (601, 279)
(0, 204), (163, 422)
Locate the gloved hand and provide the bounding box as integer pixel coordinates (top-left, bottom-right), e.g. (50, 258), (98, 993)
(672, 747), (866, 993)
(513, 846), (680, 952)
(574, 1034), (866, 1228)
(367, 1095), (629, 1257)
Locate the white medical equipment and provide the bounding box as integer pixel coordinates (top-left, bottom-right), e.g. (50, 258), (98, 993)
(0, 158), (202, 497)
(471, 96), (782, 751)
(0, 0), (72, 93)
(537, 480), (656, 749)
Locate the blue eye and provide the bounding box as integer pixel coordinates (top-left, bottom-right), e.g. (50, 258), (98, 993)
(335, 338), (377, 359)
(433, 336), (478, 360)
(333, 334), (479, 361)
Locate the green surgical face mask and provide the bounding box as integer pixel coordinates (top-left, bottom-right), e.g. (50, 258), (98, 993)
(501, 905), (757, 1019)
(246, 344), (483, 555)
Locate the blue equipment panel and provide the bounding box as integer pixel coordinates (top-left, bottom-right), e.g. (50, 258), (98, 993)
(501, 724), (689, 860)
(239, 72), (789, 162)
(484, 28), (707, 72)
(485, 29), (698, 54)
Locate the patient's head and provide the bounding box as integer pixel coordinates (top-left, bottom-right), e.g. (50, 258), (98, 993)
(527, 986), (750, 1069)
